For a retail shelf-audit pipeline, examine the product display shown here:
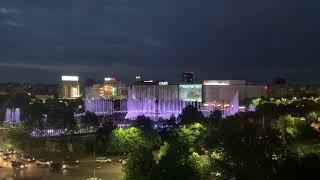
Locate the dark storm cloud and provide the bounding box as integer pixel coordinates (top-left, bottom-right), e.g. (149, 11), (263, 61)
(0, 0), (320, 83)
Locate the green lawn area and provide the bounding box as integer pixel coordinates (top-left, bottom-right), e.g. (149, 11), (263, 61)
(288, 139), (320, 157)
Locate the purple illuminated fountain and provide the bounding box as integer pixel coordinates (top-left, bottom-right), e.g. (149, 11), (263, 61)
(222, 91), (239, 117)
(126, 86), (189, 120)
(248, 104), (256, 112)
(85, 98), (114, 115)
(5, 108), (21, 124)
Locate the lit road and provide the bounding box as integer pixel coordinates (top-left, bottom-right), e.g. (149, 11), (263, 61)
(0, 160), (124, 180)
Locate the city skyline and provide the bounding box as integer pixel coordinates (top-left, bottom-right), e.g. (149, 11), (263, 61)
(1, 0), (320, 83)
(1, 1), (320, 179)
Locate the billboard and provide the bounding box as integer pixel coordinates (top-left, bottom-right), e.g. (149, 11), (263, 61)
(203, 80), (230, 86)
(104, 77), (116, 82)
(203, 80), (246, 86)
(62, 76), (79, 82)
(179, 84), (202, 102)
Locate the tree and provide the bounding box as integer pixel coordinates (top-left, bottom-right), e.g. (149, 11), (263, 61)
(94, 121), (116, 154)
(63, 107), (77, 131)
(81, 111), (99, 128)
(7, 125), (44, 152)
(9, 93), (31, 109)
(133, 115), (161, 149)
(175, 123), (205, 147)
(158, 115), (178, 141)
(96, 121), (116, 143)
(0, 95), (9, 124)
(7, 125), (30, 149)
(133, 115), (154, 133)
(187, 151), (211, 179)
(178, 105), (204, 125)
(205, 110), (222, 128)
(156, 138), (198, 179)
(271, 115), (303, 139)
(68, 97), (85, 113)
(24, 100), (46, 130)
(45, 101), (76, 130)
(306, 112), (318, 125)
(152, 123), (208, 179)
(125, 146), (156, 180)
(107, 127), (145, 154)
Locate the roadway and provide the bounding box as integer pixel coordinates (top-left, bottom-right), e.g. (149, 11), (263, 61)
(0, 159), (124, 180)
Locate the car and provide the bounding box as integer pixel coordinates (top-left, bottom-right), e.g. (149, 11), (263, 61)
(121, 159), (128, 166)
(50, 161), (62, 171)
(2, 153), (11, 161)
(62, 159), (79, 169)
(118, 158), (128, 165)
(96, 157), (112, 163)
(7, 148), (15, 154)
(21, 155), (35, 162)
(10, 161), (28, 169)
(36, 159), (51, 167)
(86, 171), (102, 180)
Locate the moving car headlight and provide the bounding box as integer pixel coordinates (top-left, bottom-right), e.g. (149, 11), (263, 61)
(20, 165), (24, 168)
(62, 165), (67, 169)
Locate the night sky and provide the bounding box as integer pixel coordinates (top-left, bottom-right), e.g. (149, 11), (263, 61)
(0, 0), (320, 84)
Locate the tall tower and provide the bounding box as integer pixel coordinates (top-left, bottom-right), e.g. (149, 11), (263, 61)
(135, 74), (142, 82)
(183, 72), (194, 83)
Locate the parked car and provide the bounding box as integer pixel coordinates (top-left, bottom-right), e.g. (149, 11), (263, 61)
(7, 148), (15, 154)
(10, 161), (28, 169)
(21, 155), (35, 162)
(96, 157), (112, 163)
(2, 153), (11, 161)
(121, 159), (128, 166)
(50, 161), (62, 171)
(36, 159), (51, 167)
(87, 178), (102, 180)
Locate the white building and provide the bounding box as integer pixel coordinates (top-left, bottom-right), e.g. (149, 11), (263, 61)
(202, 80), (267, 106)
(58, 76), (80, 100)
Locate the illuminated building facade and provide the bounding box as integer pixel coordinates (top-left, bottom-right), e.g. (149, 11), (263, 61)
(85, 77), (127, 115)
(202, 80), (267, 108)
(179, 84), (202, 102)
(85, 77), (127, 100)
(58, 76), (80, 100)
(101, 77), (127, 100)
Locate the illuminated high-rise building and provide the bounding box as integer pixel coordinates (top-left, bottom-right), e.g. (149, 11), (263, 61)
(183, 72), (194, 83)
(59, 76), (80, 100)
(85, 77), (127, 100)
(135, 74), (142, 82)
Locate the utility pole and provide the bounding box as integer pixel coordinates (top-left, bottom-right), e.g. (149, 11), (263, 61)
(93, 144), (96, 158)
